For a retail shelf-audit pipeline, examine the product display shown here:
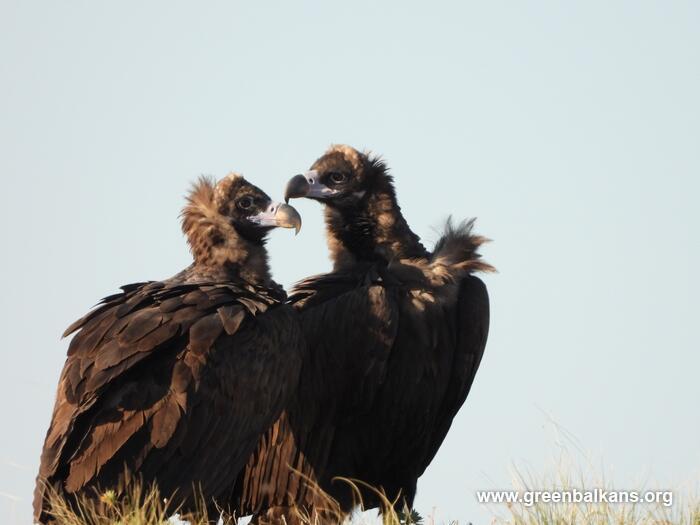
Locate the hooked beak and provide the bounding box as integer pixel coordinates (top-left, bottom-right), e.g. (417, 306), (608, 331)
(248, 201), (302, 235)
(284, 170), (338, 203)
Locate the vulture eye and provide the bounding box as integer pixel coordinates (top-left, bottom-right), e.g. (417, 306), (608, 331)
(238, 197), (254, 210)
(328, 171), (346, 184)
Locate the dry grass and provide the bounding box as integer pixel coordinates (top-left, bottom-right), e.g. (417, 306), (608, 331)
(44, 483), (219, 525)
(41, 478), (417, 525)
(488, 463), (700, 525)
(41, 459), (700, 525)
(487, 429), (700, 525)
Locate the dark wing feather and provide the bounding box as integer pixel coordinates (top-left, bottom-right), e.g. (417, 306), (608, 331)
(421, 274), (490, 466)
(34, 280), (303, 523)
(235, 268), (399, 515)
(245, 265), (489, 514)
(346, 272), (489, 507)
(290, 267), (399, 415)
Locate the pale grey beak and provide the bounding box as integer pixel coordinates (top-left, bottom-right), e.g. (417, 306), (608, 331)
(284, 170), (338, 202)
(249, 201), (302, 234)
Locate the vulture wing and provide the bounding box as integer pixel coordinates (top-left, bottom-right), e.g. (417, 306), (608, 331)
(290, 267), (400, 414)
(234, 266), (399, 516)
(246, 260), (489, 513)
(34, 280), (302, 521)
(420, 274), (490, 471)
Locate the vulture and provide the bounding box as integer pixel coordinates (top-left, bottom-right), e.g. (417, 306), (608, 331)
(33, 174), (303, 523)
(252, 145), (492, 520)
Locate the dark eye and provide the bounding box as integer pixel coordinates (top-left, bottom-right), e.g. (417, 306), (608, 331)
(238, 197), (253, 210)
(328, 171), (346, 183)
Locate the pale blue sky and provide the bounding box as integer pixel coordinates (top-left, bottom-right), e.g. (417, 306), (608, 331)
(1, 1), (698, 523)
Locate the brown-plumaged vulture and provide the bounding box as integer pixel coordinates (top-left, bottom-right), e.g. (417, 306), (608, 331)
(242, 145), (492, 521)
(33, 174), (303, 523)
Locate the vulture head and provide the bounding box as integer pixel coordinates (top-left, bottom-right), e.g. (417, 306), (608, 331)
(182, 173), (301, 281)
(284, 144), (392, 208)
(285, 145), (427, 267)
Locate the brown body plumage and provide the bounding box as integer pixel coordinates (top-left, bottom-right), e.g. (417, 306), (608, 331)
(33, 174), (303, 523)
(234, 146), (492, 522)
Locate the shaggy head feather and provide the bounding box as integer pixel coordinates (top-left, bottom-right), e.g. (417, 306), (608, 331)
(180, 174), (274, 284)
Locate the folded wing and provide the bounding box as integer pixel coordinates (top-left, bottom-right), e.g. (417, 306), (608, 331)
(34, 280), (303, 521)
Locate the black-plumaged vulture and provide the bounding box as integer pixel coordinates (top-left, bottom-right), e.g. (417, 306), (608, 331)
(249, 145), (492, 520)
(33, 174), (303, 523)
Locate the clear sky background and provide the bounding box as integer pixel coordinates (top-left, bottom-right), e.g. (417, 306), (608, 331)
(1, 1), (698, 523)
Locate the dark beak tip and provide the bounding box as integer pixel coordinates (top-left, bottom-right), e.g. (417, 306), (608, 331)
(284, 174), (310, 202)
